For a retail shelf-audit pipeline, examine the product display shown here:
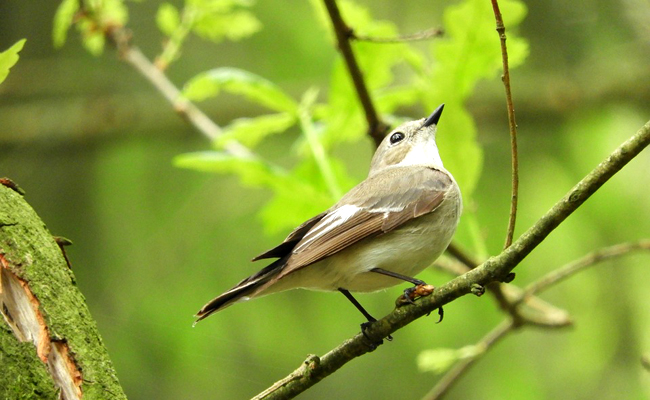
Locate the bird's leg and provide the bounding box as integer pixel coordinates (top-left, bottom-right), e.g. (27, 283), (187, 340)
(370, 268), (443, 322)
(338, 288), (392, 345)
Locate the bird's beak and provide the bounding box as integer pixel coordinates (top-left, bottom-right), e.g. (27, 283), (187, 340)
(422, 104), (445, 128)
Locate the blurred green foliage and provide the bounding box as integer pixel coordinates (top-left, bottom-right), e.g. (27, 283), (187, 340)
(1, 0), (650, 399)
(0, 39), (25, 84)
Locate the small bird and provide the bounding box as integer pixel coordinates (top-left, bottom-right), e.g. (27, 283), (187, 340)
(195, 104), (462, 327)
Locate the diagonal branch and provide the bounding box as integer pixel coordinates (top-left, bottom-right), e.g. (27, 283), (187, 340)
(322, 0), (389, 146)
(252, 119), (650, 399)
(425, 239), (650, 399)
(490, 0), (520, 249)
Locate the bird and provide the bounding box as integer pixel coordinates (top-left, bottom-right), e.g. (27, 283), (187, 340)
(195, 104), (462, 328)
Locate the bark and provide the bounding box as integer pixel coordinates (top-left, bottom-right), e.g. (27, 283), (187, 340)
(0, 183), (126, 399)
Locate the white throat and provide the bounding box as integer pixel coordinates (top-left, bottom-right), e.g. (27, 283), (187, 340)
(396, 141), (444, 169)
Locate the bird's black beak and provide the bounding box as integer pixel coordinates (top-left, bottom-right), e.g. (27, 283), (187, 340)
(422, 104), (445, 128)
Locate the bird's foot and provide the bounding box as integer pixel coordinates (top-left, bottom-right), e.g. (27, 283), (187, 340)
(360, 320), (392, 349)
(396, 283), (435, 306)
(396, 284), (444, 323)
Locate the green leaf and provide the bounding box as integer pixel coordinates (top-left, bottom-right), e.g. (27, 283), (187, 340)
(0, 39), (26, 85)
(174, 151), (284, 189)
(53, 0), (79, 48)
(81, 28), (106, 56)
(183, 68), (298, 113)
(259, 157), (351, 234)
(215, 113), (297, 148)
(417, 345), (485, 374)
(157, 3), (181, 36)
(174, 150), (335, 234)
(193, 9), (261, 42)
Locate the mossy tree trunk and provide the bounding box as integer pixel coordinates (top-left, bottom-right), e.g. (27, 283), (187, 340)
(0, 182), (126, 399)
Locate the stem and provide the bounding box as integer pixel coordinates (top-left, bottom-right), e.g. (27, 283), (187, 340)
(298, 105), (342, 199)
(322, 0), (389, 147)
(521, 240), (650, 298)
(352, 27), (444, 43)
(156, 6), (197, 70)
(490, 0), (520, 249)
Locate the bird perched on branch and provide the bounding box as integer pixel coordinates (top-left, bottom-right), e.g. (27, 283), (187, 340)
(195, 104), (461, 330)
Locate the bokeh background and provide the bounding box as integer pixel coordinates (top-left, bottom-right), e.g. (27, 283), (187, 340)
(2, 1), (650, 399)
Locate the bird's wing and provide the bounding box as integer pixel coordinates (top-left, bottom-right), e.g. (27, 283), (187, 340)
(276, 167), (453, 279)
(252, 212), (328, 261)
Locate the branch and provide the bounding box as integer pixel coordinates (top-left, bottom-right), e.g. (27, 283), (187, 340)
(435, 256), (572, 328)
(322, 0), (389, 146)
(351, 27), (444, 43)
(521, 240), (650, 299)
(490, 0), (520, 249)
(252, 119), (650, 399)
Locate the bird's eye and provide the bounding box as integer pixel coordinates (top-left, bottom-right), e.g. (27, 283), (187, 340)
(389, 132), (405, 144)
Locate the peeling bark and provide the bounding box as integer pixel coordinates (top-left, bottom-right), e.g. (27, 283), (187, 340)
(0, 182), (127, 399)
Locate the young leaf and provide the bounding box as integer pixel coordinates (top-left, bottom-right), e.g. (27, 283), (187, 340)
(183, 68), (298, 113)
(174, 151), (285, 189)
(174, 150), (334, 234)
(0, 39), (26, 85)
(157, 3), (181, 36)
(53, 0), (79, 48)
(215, 113), (297, 148)
(193, 10), (261, 42)
(417, 345), (485, 374)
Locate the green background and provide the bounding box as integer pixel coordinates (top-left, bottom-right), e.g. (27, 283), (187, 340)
(1, 1), (650, 399)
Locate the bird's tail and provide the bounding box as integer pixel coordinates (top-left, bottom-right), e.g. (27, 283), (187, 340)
(194, 258), (286, 324)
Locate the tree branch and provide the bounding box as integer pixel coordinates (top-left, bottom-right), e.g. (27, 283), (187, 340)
(252, 119), (650, 399)
(490, 0), (520, 249)
(423, 239), (650, 398)
(322, 0), (389, 146)
(107, 28), (253, 159)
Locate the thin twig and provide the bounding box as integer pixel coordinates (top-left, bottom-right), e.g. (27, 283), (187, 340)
(108, 28), (253, 159)
(352, 27), (444, 43)
(446, 242), (478, 269)
(422, 320), (514, 400)
(253, 120), (650, 399)
(490, 0), (520, 249)
(322, 0), (389, 147)
(521, 240), (650, 299)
